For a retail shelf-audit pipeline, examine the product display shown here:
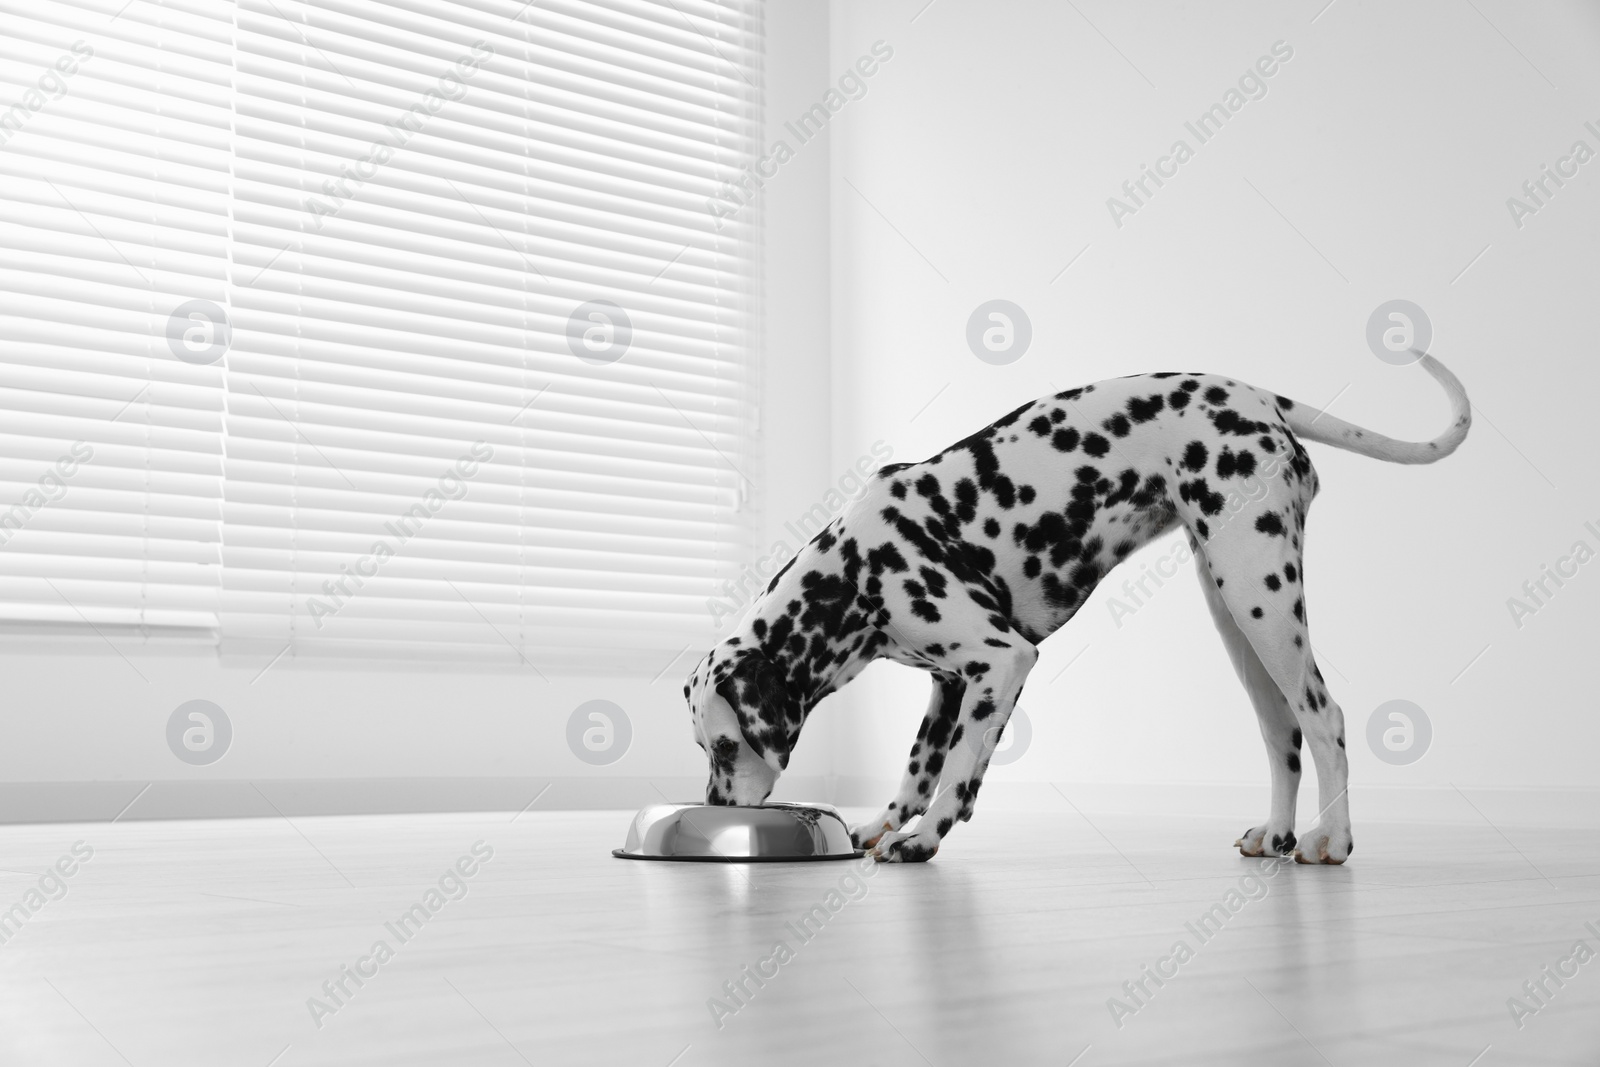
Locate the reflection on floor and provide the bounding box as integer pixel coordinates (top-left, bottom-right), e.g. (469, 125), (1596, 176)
(0, 809), (1595, 1065)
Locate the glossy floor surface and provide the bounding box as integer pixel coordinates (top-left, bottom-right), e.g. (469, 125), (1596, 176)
(0, 809), (1596, 1065)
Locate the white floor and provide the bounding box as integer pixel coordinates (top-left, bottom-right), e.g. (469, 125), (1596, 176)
(0, 809), (1596, 1065)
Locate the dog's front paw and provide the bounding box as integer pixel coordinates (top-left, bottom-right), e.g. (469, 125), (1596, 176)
(1235, 824), (1296, 858)
(850, 821), (892, 850)
(1291, 825), (1352, 865)
(869, 829), (939, 864)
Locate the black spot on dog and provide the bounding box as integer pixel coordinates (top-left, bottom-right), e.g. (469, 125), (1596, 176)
(1178, 477), (1226, 516)
(1292, 728), (1302, 750)
(1264, 573), (1281, 592)
(1028, 415), (1052, 436)
(1250, 606), (1263, 618)
(1292, 597), (1304, 621)
(936, 817), (953, 836)
(1039, 573), (1079, 609)
(983, 517), (1001, 538)
(1181, 379), (1199, 392)
(1271, 831), (1296, 854)
(1215, 447), (1257, 479)
(1082, 433), (1110, 457)
(1287, 752), (1301, 774)
(1128, 393), (1165, 422)
(1181, 441), (1207, 472)
(1103, 413), (1131, 438)
(868, 541), (909, 574)
(1274, 395), (1294, 410)
(1168, 389), (1191, 411)
(1213, 409), (1267, 437)
(1052, 427), (1081, 453)
(953, 479), (979, 522)
(1284, 562), (1297, 582)
(1255, 512), (1286, 537)
(1205, 386), (1229, 405)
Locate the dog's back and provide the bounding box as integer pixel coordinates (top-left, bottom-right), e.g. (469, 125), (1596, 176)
(838, 372), (1302, 643)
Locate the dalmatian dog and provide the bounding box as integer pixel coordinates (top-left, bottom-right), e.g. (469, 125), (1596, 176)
(684, 356), (1470, 863)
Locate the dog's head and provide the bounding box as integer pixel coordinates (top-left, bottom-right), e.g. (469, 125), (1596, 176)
(683, 644), (799, 805)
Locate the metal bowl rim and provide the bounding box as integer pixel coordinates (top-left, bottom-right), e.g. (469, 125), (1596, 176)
(613, 802), (864, 862)
(611, 848), (866, 863)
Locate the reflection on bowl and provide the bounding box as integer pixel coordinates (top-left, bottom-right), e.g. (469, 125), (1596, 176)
(613, 802), (863, 862)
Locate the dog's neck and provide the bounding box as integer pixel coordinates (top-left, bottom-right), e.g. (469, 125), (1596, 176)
(725, 531), (882, 712)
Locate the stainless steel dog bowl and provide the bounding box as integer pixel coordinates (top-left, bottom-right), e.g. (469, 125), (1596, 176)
(613, 802), (864, 862)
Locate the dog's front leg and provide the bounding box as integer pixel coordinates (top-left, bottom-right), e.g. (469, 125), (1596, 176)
(871, 643), (1037, 863)
(850, 673), (964, 849)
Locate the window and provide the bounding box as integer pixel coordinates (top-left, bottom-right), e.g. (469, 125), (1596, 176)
(0, 0), (763, 674)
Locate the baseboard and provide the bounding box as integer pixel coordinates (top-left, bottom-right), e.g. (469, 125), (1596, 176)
(1, 777), (1594, 826)
(0, 777), (818, 824)
(829, 778), (1600, 828)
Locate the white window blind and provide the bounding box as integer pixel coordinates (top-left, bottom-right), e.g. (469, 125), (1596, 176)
(0, 2), (231, 640)
(0, 0), (763, 673)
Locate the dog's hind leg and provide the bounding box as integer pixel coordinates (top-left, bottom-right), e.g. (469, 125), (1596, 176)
(1193, 535), (1302, 857)
(849, 673), (964, 850)
(1186, 495), (1353, 864)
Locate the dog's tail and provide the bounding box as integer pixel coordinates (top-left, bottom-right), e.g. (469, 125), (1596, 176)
(1279, 353), (1471, 465)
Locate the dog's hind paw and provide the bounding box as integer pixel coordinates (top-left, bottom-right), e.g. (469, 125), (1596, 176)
(1291, 825), (1352, 865)
(1235, 824), (1296, 858)
(869, 829), (939, 864)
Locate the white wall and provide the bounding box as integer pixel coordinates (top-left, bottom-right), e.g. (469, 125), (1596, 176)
(821, 0), (1600, 819)
(8, 1), (1597, 824)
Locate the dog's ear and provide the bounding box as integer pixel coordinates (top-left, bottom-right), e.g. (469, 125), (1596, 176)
(716, 648), (797, 772)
